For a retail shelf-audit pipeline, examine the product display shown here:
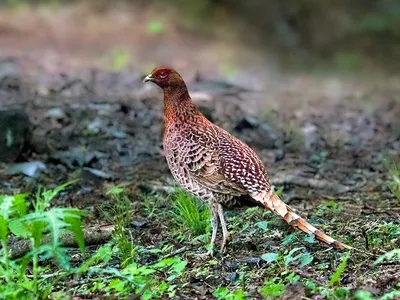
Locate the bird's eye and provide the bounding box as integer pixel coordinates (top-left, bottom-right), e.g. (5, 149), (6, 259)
(159, 71), (167, 78)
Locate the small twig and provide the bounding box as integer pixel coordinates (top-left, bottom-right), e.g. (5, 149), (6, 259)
(128, 229), (134, 250)
(26, 272), (62, 279)
(161, 246), (188, 259)
(8, 225), (115, 259)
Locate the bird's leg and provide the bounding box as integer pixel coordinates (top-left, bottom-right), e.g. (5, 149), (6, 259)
(207, 204), (219, 256)
(217, 203), (229, 252)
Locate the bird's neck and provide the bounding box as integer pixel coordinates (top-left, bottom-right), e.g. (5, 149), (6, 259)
(163, 86), (201, 125)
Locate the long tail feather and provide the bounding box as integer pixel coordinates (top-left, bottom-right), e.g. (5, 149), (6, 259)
(253, 190), (351, 250)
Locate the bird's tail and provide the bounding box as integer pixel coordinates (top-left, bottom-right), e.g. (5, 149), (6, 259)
(253, 190), (351, 250)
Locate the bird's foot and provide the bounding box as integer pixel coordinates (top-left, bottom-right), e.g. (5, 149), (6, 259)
(192, 247), (214, 260)
(205, 243), (215, 257)
(206, 249), (214, 257)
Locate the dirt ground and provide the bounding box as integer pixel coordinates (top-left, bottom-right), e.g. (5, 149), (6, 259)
(0, 3), (399, 299)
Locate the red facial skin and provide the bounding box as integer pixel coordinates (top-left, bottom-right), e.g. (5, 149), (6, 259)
(144, 67), (185, 89)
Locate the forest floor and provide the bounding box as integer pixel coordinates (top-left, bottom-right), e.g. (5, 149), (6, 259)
(0, 3), (399, 299)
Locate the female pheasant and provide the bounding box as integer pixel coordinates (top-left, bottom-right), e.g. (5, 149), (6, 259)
(144, 67), (351, 254)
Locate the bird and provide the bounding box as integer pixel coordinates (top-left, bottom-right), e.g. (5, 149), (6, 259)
(143, 67), (351, 254)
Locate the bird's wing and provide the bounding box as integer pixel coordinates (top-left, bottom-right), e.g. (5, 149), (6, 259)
(216, 128), (271, 195)
(183, 126), (247, 195)
(184, 125), (271, 196)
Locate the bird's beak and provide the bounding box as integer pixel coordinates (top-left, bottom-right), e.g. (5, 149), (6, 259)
(143, 74), (154, 83)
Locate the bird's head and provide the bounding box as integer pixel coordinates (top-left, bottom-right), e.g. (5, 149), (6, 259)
(143, 67), (185, 89)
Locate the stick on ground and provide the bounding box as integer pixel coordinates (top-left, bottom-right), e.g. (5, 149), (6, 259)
(8, 225), (115, 259)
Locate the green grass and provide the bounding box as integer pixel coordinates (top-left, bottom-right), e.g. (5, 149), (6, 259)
(72, 242), (188, 299)
(0, 184), (191, 299)
(2, 182), (400, 298)
(171, 189), (211, 236)
(384, 159), (400, 201)
(366, 222), (400, 248)
(213, 286), (247, 300)
(330, 252), (350, 286)
(374, 249), (400, 265)
(0, 181), (86, 299)
(102, 187), (135, 266)
(260, 278), (285, 298)
(316, 200), (344, 218)
(81, 248), (188, 299)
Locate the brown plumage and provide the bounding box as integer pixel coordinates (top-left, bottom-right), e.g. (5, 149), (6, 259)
(144, 67), (351, 253)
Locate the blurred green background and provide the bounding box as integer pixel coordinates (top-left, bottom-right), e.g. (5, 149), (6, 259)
(0, 0), (399, 73)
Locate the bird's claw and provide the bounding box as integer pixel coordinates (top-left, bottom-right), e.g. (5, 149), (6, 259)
(206, 248), (214, 257)
(193, 247), (214, 260)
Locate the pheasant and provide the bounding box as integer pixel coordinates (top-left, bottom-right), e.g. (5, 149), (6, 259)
(144, 67), (351, 253)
